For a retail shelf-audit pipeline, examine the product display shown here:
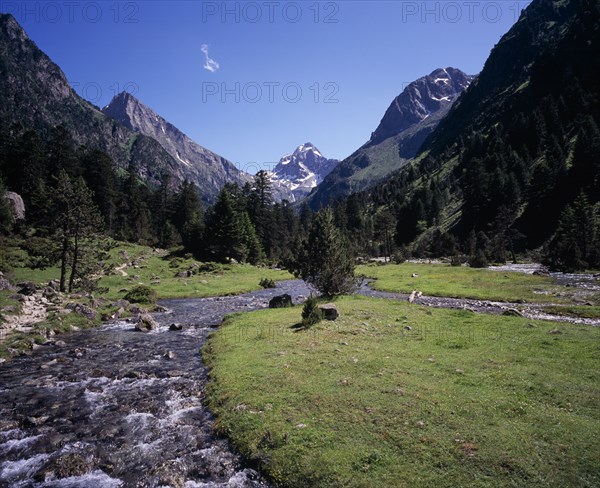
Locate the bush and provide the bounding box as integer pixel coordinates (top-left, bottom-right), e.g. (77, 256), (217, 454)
(301, 296), (323, 327)
(259, 277), (276, 289)
(450, 254), (465, 267)
(392, 249), (407, 264)
(468, 250), (489, 268)
(124, 285), (157, 304)
(198, 262), (224, 273)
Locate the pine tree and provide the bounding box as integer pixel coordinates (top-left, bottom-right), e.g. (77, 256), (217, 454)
(374, 211), (396, 261)
(291, 208), (356, 296)
(51, 171), (103, 292)
(174, 180), (204, 256)
(205, 188), (245, 262)
(240, 211), (264, 264)
(81, 149), (117, 232)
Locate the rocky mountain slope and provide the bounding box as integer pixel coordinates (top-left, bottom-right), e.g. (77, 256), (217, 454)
(307, 68), (474, 208)
(0, 14), (246, 203)
(269, 143), (338, 202)
(0, 14), (178, 188)
(102, 92), (249, 202)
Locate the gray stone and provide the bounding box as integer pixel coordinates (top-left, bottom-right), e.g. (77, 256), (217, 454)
(111, 299), (130, 309)
(135, 314), (158, 332)
(0, 276), (15, 291)
(71, 304), (97, 320)
(318, 303), (339, 320)
(4, 191), (25, 220)
(48, 279), (60, 291)
(17, 282), (36, 296)
(169, 323), (183, 331)
(269, 294), (293, 309)
(408, 290), (422, 303)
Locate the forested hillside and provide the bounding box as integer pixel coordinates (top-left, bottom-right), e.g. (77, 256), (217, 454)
(327, 0), (600, 270)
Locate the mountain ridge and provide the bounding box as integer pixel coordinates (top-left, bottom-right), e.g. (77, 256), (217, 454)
(0, 13), (180, 187)
(306, 67), (474, 209)
(102, 92), (250, 202)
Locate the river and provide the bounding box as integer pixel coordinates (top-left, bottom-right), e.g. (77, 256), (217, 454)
(1, 269), (598, 486)
(0, 281), (311, 488)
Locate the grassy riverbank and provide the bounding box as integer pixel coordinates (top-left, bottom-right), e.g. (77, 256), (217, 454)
(205, 296), (600, 487)
(4, 241), (292, 300)
(357, 262), (599, 306)
(0, 241), (292, 358)
(97, 243), (292, 300)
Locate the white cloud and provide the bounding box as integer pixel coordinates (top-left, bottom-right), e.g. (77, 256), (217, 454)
(201, 44), (220, 73)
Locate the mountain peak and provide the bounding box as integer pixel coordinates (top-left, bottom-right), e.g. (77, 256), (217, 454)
(369, 67), (475, 145)
(107, 90), (137, 105)
(0, 13), (28, 42)
(102, 92), (250, 201)
(270, 143), (339, 202)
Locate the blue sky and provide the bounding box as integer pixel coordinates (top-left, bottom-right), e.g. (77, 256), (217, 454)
(2, 0), (532, 172)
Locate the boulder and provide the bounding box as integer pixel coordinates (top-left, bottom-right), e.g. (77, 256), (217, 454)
(33, 453), (89, 481)
(17, 282), (37, 296)
(111, 299), (130, 309)
(269, 294), (293, 309)
(169, 323), (183, 331)
(502, 308), (523, 317)
(4, 191), (25, 221)
(0, 276), (14, 291)
(130, 305), (148, 315)
(48, 279), (60, 291)
(72, 303), (97, 320)
(318, 303), (339, 320)
(408, 290), (422, 303)
(135, 314), (158, 332)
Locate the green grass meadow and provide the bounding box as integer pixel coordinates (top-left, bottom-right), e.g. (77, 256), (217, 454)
(356, 262), (592, 305)
(205, 296), (600, 487)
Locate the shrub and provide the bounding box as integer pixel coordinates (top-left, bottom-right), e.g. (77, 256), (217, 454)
(301, 296), (323, 327)
(124, 285), (157, 304)
(450, 254), (465, 267)
(392, 249), (407, 264)
(259, 277), (276, 289)
(468, 250), (489, 268)
(198, 262), (223, 273)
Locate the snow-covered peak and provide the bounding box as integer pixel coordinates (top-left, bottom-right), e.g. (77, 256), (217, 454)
(270, 143), (339, 203)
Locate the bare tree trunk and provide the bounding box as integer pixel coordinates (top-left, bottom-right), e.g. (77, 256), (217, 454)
(68, 231), (79, 293)
(59, 234), (69, 293)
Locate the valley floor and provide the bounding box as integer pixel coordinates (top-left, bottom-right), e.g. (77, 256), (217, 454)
(1, 250), (599, 486)
(205, 294), (600, 488)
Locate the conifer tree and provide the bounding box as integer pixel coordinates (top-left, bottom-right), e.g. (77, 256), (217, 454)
(291, 208), (355, 296)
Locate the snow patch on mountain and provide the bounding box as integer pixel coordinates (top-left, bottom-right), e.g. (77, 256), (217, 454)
(269, 143), (339, 202)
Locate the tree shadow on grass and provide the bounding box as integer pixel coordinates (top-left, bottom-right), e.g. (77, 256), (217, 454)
(290, 321), (311, 332)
